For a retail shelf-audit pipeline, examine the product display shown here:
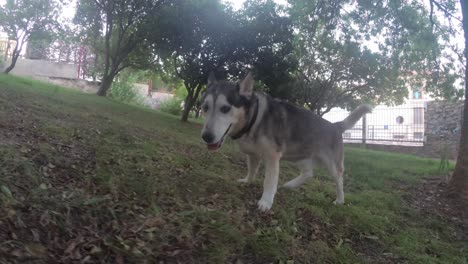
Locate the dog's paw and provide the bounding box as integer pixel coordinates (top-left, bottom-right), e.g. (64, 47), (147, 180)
(237, 178), (249, 183)
(257, 199), (272, 212)
(333, 199), (344, 205)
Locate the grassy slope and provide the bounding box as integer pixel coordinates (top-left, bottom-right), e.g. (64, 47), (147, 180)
(0, 74), (466, 263)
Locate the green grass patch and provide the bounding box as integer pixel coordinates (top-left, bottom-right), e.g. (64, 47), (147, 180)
(0, 74), (466, 263)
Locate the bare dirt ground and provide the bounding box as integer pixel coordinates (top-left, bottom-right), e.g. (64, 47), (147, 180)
(407, 176), (468, 242)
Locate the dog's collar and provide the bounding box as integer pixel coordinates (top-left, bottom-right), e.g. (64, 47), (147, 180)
(230, 95), (259, 140)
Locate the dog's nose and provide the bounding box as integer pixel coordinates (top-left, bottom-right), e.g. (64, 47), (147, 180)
(202, 132), (214, 143)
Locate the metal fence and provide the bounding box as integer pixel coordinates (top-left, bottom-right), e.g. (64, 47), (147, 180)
(323, 104), (426, 146)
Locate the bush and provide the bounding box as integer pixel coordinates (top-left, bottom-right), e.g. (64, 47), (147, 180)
(158, 84), (187, 116)
(159, 97), (183, 116)
(109, 77), (144, 106)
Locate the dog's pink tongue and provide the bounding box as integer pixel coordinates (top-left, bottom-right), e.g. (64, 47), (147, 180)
(207, 142), (221, 151)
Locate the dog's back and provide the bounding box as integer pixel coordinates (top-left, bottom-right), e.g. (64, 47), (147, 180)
(254, 94), (346, 162)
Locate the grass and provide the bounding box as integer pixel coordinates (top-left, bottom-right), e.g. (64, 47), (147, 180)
(0, 74), (466, 263)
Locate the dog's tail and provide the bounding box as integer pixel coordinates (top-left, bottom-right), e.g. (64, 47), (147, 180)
(335, 105), (372, 132)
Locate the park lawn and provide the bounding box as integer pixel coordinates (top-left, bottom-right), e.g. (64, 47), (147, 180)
(0, 74), (466, 263)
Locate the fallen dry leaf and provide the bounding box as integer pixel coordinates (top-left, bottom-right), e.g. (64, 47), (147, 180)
(25, 243), (48, 258)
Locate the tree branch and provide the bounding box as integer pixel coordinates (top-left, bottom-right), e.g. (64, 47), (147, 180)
(92, 0), (104, 9)
(429, 0), (463, 23)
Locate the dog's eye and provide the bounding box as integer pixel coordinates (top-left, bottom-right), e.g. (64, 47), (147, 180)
(203, 104), (209, 112)
(220, 105), (231, 113)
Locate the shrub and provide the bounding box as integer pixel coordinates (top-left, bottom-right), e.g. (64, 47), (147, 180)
(109, 77), (144, 106)
(159, 97), (183, 116)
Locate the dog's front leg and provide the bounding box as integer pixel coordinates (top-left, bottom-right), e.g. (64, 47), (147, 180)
(238, 154), (261, 183)
(257, 152), (281, 211)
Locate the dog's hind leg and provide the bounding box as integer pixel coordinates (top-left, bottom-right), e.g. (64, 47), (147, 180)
(321, 151), (344, 205)
(326, 159), (345, 205)
(332, 165), (345, 205)
(283, 159), (313, 189)
(257, 152), (281, 211)
(238, 154), (261, 183)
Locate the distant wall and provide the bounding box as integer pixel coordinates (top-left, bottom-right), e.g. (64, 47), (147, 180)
(1, 58), (77, 79)
(133, 83), (150, 96)
(40, 77), (99, 94)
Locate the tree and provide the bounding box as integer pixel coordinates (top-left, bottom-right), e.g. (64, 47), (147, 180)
(154, 0), (238, 121)
(73, 0), (102, 81)
(234, 0), (298, 99)
(0, 0), (62, 74)
(287, 0), (462, 115)
(448, 0), (468, 203)
(74, 0), (165, 96)
(25, 30), (54, 60)
(155, 0), (296, 122)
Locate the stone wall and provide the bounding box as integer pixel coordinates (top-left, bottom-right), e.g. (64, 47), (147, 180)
(424, 100), (464, 159)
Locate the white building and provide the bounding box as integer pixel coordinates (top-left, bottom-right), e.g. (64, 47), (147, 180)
(323, 87), (430, 146)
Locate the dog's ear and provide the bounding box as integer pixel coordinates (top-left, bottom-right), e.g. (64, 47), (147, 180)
(239, 72), (254, 97)
(207, 71), (217, 86)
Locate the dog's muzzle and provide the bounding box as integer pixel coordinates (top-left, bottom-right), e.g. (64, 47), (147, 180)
(204, 124), (232, 151)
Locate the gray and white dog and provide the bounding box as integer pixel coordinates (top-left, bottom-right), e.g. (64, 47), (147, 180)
(200, 72), (372, 211)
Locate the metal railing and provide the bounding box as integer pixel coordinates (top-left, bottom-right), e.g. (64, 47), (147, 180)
(324, 105), (426, 146)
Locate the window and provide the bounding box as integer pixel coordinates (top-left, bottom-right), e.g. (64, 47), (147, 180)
(396, 116), (404, 124)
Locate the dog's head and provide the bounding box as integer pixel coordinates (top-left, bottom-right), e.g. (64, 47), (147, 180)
(200, 72), (255, 151)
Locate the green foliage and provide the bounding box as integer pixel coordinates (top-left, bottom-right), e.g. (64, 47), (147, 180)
(174, 85), (188, 100)
(159, 97), (183, 116)
(236, 0), (297, 94)
(74, 0), (164, 95)
(437, 144), (453, 174)
(157, 84), (189, 117)
(25, 30), (55, 60)
(154, 0), (296, 121)
(109, 80), (142, 105)
(108, 71), (144, 106)
(0, 0), (62, 72)
(287, 0), (463, 115)
(0, 0), (61, 40)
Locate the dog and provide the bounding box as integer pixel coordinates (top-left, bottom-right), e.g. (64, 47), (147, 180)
(200, 72), (372, 211)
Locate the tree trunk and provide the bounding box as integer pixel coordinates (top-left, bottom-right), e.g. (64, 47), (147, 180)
(448, 0), (468, 203)
(3, 54), (19, 74)
(181, 83), (204, 122)
(181, 87), (194, 122)
(97, 74), (115, 96)
(92, 53), (99, 82)
(3, 41), (21, 74)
